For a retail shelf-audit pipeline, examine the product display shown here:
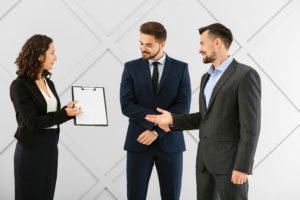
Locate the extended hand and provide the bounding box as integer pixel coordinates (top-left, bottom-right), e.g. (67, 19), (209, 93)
(231, 170), (247, 184)
(145, 108), (173, 132)
(137, 130), (158, 145)
(65, 107), (82, 116)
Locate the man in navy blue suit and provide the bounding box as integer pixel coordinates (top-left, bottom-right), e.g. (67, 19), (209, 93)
(120, 22), (191, 200)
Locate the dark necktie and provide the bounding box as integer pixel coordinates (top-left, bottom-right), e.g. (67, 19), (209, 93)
(152, 62), (159, 94)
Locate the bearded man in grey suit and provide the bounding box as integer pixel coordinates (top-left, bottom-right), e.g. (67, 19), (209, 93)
(145, 23), (261, 200)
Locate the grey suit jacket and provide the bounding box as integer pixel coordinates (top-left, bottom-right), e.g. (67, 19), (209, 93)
(173, 59), (261, 175)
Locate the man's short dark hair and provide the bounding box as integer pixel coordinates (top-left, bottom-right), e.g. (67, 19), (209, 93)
(199, 23), (233, 49)
(140, 22), (167, 43)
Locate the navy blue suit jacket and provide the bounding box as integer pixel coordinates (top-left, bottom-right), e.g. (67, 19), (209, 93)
(120, 55), (191, 153)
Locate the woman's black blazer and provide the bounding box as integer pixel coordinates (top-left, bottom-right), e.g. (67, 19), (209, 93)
(10, 76), (71, 147)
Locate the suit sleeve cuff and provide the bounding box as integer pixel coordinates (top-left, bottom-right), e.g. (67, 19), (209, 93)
(154, 126), (167, 138)
(233, 158), (254, 175)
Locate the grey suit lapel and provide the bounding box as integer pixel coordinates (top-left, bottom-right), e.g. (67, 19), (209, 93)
(200, 73), (210, 113)
(205, 59), (238, 114)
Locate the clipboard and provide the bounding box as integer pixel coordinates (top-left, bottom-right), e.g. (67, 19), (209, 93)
(72, 86), (108, 126)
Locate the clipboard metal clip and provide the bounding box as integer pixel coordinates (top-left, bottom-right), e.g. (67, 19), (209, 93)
(80, 86), (96, 91)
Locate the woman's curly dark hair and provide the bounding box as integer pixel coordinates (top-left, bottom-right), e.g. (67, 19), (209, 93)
(15, 34), (53, 80)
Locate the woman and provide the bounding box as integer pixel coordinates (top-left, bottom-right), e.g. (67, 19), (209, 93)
(10, 34), (82, 200)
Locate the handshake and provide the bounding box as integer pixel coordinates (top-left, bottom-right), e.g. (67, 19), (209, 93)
(145, 108), (173, 132)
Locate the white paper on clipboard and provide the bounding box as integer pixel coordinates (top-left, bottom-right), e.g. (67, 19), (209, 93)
(72, 86), (108, 126)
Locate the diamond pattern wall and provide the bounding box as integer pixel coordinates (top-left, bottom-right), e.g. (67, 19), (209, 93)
(1, 0), (299, 199)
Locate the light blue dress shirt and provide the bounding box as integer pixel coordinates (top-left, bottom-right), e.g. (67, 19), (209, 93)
(204, 56), (233, 108)
(148, 53), (166, 84)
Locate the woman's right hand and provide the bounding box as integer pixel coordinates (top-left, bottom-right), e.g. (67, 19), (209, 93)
(65, 107), (83, 116)
(67, 100), (78, 109)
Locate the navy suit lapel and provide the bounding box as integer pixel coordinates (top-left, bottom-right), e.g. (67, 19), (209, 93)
(205, 59), (238, 114)
(139, 58), (155, 96)
(157, 55), (172, 95)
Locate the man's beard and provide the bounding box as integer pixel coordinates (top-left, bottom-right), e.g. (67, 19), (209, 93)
(142, 47), (161, 60)
(203, 51), (217, 63)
